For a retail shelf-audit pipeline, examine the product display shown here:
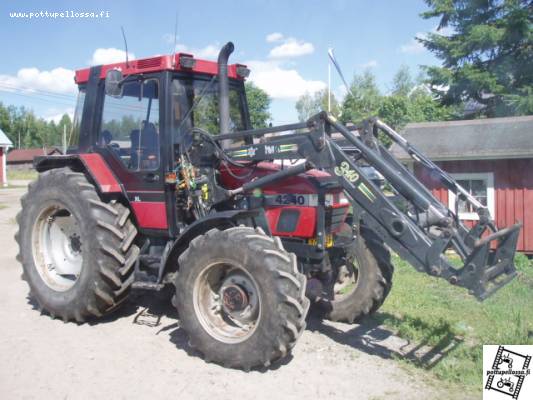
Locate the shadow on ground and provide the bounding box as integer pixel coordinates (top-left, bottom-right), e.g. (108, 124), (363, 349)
(27, 290), (461, 371)
(307, 312), (463, 371)
(25, 287), (176, 325)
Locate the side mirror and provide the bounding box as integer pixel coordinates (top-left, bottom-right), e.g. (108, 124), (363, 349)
(105, 69), (124, 98)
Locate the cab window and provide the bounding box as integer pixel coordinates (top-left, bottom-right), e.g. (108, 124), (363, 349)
(171, 77), (246, 142)
(100, 79), (160, 171)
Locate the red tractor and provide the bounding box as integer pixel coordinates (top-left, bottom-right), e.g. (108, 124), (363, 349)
(16, 42), (521, 369)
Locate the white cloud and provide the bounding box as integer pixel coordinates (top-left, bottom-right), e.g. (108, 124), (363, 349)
(90, 48), (135, 65)
(399, 26), (453, 55)
(266, 32), (284, 43)
(399, 34), (426, 54)
(162, 33), (178, 44)
(174, 43), (220, 59)
(246, 60), (325, 99)
(336, 84), (348, 102)
(436, 25), (455, 36)
(195, 45), (220, 59)
(161, 34), (223, 60)
(360, 60), (378, 68)
(268, 38), (314, 59)
(44, 107), (75, 123)
(0, 67), (76, 94)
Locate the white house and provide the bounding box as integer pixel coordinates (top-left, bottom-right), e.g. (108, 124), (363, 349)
(0, 128), (13, 187)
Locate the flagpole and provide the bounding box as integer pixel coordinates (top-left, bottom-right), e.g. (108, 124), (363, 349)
(327, 48), (331, 113)
(328, 48), (354, 99)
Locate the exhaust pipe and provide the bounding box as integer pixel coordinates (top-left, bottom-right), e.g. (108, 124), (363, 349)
(217, 42), (234, 148)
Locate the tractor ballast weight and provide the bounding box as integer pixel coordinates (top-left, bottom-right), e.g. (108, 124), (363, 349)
(18, 42), (521, 369)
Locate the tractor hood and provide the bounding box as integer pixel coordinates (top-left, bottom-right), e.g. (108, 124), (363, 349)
(219, 161), (342, 195)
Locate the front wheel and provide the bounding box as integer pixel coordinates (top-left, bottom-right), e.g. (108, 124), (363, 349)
(175, 227), (309, 369)
(325, 228), (393, 323)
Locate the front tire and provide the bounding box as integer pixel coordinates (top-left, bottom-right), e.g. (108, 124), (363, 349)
(326, 228), (393, 323)
(15, 168), (139, 322)
(175, 227), (309, 369)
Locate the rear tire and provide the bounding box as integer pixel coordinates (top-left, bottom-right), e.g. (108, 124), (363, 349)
(15, 167), (139, 322)
(326, 228), (393, 323)
(175, 227), (309, 370)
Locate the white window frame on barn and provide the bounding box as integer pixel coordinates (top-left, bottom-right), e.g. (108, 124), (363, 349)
(448, 172), (495, 220)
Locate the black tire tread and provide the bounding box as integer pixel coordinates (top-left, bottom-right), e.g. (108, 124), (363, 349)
(176, 227), (308, 369)
(15, 167), (139, 323)
(326, 229), (393, 324)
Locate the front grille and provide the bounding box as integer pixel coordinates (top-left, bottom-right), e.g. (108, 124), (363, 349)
(276, 209), (300, 233)
(325, 206), (348, 233)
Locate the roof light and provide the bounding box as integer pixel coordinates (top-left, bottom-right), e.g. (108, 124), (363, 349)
(236, 65), (250, 78)
(179, 55), (196, 69)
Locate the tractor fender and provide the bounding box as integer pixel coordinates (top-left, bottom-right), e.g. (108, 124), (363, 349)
(34, 154), (124, 194)
(162, 210), (259, 275)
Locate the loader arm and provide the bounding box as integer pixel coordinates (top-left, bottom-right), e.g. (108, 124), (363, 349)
(207, 112), (520, 300)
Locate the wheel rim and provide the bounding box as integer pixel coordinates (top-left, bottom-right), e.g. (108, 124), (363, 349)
(333, 254), (361, 301)
(193, 261), (261, 344)
(32, 202), (83, 292)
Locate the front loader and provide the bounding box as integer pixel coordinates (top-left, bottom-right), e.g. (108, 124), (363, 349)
(16, 42), (521, 369)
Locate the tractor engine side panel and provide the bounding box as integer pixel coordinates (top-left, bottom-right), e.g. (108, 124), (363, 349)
(218, 162), (349, 239)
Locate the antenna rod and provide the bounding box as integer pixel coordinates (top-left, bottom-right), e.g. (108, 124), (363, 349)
(121, 26), (130, 67)
(171, 12), (179, 67)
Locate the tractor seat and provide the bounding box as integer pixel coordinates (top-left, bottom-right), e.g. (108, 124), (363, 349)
(130, 123), (160, 169)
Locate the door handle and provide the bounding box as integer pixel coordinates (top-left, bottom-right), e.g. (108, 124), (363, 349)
(143, 173), (160, 183)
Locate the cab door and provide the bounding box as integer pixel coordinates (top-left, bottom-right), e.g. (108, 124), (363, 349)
(96, 77), (169, 232)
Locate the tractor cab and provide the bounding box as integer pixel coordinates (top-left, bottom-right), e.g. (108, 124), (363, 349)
(69, 48), (254, 235)
(69, 47), (348, 243)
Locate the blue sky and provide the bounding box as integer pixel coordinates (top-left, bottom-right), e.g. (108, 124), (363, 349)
(0, 0), (442, 125)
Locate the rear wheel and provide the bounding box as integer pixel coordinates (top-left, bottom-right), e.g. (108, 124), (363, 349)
(175, 227), (309, 369)
(15, 167), (139, 322)
(326, 228), (393, 323)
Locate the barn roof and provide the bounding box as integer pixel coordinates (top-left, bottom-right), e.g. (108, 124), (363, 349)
(7, 147), (62, 163)
(390, 115), (533, 161)
(0, 128), (13, 147)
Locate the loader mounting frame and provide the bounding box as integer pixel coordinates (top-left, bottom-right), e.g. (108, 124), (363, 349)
(203, 112), (521, 300)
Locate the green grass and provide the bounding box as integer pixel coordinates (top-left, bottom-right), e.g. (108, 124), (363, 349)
(0, 203), (7, 210)
(7, 169), (38, 181)
(374, 253), (533, 394)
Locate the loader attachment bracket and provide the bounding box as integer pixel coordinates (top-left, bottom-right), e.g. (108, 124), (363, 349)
(458, 223), (521, 300)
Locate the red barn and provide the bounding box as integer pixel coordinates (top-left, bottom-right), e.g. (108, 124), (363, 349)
(7, 147), (62, 170)
(391, 116), (533, 254)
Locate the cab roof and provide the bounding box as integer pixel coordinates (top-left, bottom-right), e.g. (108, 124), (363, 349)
(74, 53), (247, 84)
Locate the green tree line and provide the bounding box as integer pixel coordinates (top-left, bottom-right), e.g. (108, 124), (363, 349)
(0, 102), (72, 149)
(296, 66), (457, 133)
